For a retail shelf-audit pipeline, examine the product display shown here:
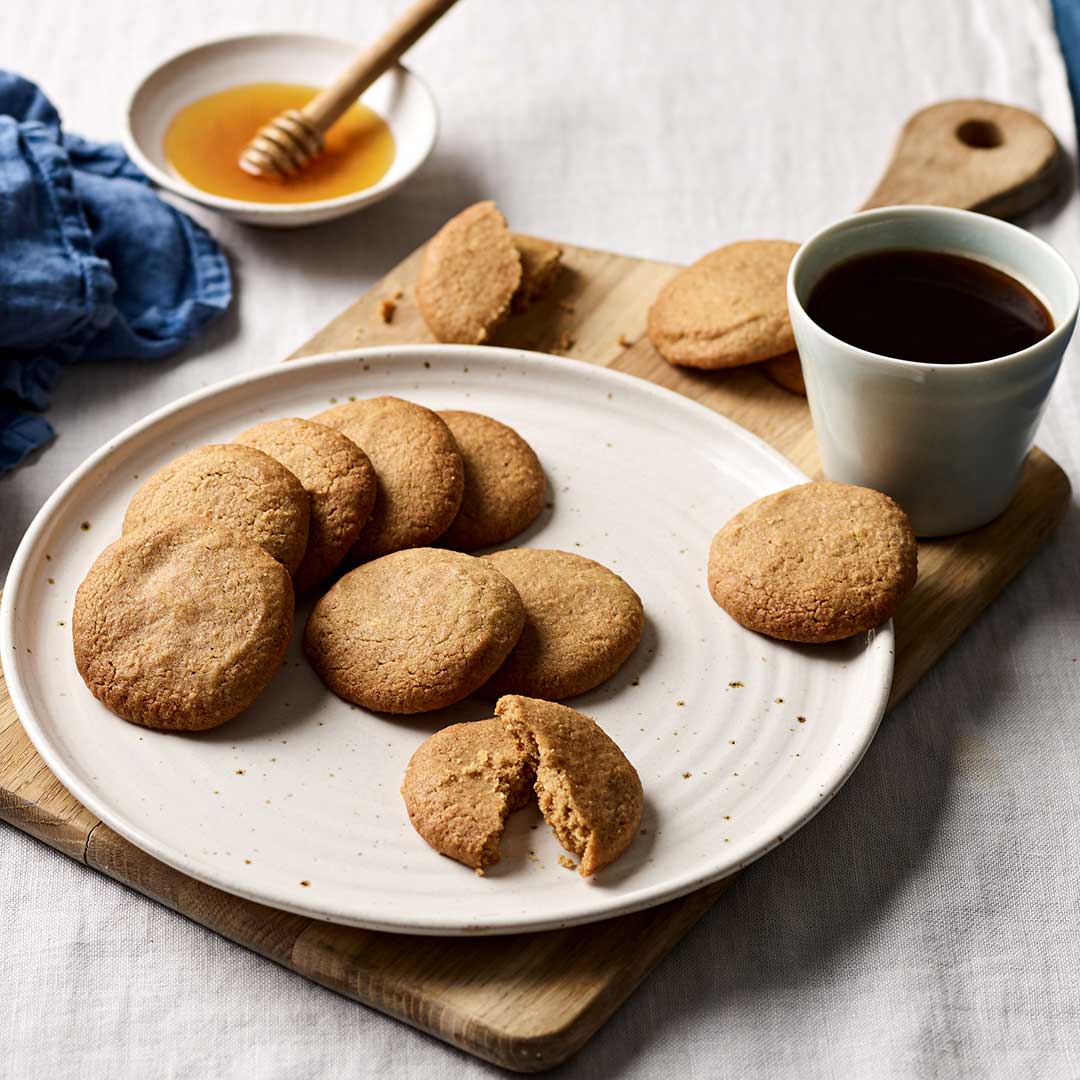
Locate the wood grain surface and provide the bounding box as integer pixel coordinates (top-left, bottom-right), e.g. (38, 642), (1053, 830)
(0, 102), (1072, 1070)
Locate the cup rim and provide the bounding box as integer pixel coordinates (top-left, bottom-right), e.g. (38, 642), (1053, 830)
(787, 205), (1080, 374)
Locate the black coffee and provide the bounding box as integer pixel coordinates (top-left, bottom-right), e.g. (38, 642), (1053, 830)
(806, 249), (1053, 364)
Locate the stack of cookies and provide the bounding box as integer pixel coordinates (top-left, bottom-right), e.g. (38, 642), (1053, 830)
(415, 201), (564, 344)
(646, 239), (807, 394)
(72, 393), (646, 879)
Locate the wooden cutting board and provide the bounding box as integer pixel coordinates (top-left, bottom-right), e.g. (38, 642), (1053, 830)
(0, 99), (1072, 1072)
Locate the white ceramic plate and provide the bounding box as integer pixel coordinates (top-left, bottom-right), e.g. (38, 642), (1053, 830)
(124, 33), (438, 227)
(1, 347), (893, 936)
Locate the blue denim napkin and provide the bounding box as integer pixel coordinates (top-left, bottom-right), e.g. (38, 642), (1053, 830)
(0, 71), (231, 470)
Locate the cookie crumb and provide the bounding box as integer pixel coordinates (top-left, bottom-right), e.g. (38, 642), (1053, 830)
(378, 297), (397, 324)
(558, 855), (577, 871)
(682, 771), (692, 779)
(728, 681), (744, 688)
(299, 880), (311, 887)
(47, 578), (55, 585)
(675, 699), (685, 707)
(775, 697), (784, 704)
(80, 521), (91, 531)
(617, 333), (633, 348)
(797, 715), (807, 723)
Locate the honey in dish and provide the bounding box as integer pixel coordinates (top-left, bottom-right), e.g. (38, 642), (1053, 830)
(163, 82), (395, 204)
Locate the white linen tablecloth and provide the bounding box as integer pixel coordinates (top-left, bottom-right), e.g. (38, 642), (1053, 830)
(2, 1), (1079, 1076)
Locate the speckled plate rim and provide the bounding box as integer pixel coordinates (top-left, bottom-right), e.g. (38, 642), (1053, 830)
(1, 346), (894, 935)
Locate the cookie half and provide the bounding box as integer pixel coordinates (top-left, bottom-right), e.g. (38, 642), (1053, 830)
(304, 548), (525, 714)
(123, 443), (310, 574)
(481, 549), (644, 699)
(707, 481), (918, 643)
(73, 519), (294, 731)
(312, 396), (464, 562)
(234, 417), (377, 592)
(497, 695), (643, 876)
(647, 239), (800, 368)
(437, 410), (546, 551)
(401, 716), (535, 871)
(416, 201), (522, 344)
(511, 234), (564, 312)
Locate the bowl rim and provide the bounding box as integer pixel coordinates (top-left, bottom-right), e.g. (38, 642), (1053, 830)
(121, 30), (440, 217)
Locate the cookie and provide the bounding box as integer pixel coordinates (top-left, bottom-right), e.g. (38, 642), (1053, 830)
(646, 240), (801, 368)
(304, 548), (525, 714)
(123, 443), (310, 575)
(312, 397), (464, 562)
(437, 410), (546, 551)
(401, 716), (534, 871)
(234, 417), (376, 593)
(511, 234), (563, 313)
(73, 518), (294, 731)
(762, 351), (806, 396)
(481, 549), (644, 699)
(401, 695), (643, 876)
(707, 481), (918, 643)
(497, 695), (643, 876)
(416, 201), (522, 344)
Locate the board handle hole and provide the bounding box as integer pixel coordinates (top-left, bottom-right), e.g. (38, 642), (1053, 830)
(956, 119), (1004, 149)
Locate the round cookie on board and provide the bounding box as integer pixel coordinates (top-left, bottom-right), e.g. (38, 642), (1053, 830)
(416, 201), (522, 344)
(481, 548), (644, 700)
(312, 396), (464, 562)
(437, 410), (547, 551)
(647, 239), (800, 368)
(73, 518), (294, 732)
(304, 547), (525, 714)
(707, 480), (918, 643)
(234, 417), (377, 592)
(123, 443), (310, 574)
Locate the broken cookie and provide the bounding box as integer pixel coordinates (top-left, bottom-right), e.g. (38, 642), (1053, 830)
(401, 695), (643, 877)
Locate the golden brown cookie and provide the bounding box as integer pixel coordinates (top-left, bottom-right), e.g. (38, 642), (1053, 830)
(762, 351), (807, 396)
(401, 717), (534, 871)
(511, 234), (563, 313)
(481, 549), (644, 699)
(123, 443), (310, 574)
(234, 417), (376, 593)
(401, 696), (642, 876)
(73, 518), (294, 731)
(497, 695), (643, 876)
(437, 410), (546, 551)
(707, 481), (918, 643)
(415, 201), (523, 344)
(312, 396), (464, 562)
(646, 240), (801, 368)
(304, 548), (525, 714)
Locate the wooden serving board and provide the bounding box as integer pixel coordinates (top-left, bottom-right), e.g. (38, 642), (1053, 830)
(0, 99), (1073, 1072)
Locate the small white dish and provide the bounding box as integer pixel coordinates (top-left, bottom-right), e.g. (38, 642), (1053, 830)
(1, 347), (893, 935)
(123, 33), (438, 228)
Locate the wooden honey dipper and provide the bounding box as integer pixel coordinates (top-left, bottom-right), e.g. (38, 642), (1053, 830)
(239, 0), (459, 179)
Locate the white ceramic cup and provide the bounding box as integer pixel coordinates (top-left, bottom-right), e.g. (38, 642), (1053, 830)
(787, 206), (1078, 536)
